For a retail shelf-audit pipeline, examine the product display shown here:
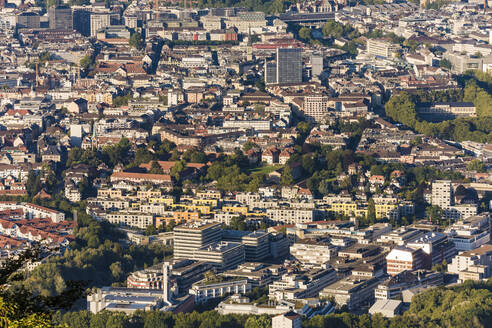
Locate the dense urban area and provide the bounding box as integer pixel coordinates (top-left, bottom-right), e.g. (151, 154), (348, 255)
(0, 0), (492, 327)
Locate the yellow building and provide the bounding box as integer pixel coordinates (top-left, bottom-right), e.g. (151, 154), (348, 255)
(221, 205), (248, 215)
(375, 203), (399, 220)
(155, 211), (200, 227)
(97, 188), (123, 199)
(148, 197), (174, 206)
(169, 203), (212, 214)
(196, 190), (222, 200)
(328, 202), (401, 220)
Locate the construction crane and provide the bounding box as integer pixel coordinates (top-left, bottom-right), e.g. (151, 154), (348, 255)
(154, 0), (159, 21)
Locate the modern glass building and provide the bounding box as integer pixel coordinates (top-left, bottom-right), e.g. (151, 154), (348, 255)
(265, 47), (302, 85)
(48, 6), (73, 31)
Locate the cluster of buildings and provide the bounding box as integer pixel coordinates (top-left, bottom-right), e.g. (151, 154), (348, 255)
(0, 0), (492, 324)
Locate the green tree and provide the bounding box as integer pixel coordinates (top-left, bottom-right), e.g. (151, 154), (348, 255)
(467, 159), (486, 172)
(439, 58), (452, 70)
(244, 315), (271, 328)
(299, 27), (312, 41)
(144, 311), (174, 328)
(145, 224), (158, 236)
(129, 32), (144, 50)
(170, 160), (185, 180)
(26, 170), (42, 198)
(366, 198), (376, 225)
(281, 165), (294, 186)
(109, 262), (123, 281)
(149, 161), (164, 174)
(79, 55), (92, 70)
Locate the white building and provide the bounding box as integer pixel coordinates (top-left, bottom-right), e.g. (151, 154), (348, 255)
(290, 239), (337, 266)
(272, 311), (302, 328)
(448, 244), (492, 276)
(189, 279), (251, 303)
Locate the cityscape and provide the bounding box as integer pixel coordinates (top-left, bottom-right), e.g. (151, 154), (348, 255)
(0, 0), (491, 327)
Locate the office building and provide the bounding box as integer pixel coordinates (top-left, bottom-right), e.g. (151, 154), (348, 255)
(48, 6), (73, 31)
(369, 300), (403, 318)
(265, 48), (302, 85)
(290, 238), (337, 266)
(269, 267), (338, 301)
(17, 12), (41, 29)
(444, 214), (491, 251)
(377, 227), (424, 245)
(265, 62), (277, 84)
(222, 230), (271, 262)
(311, 53), (324, 77)
(448, 244), (492, 282)
(191, 241), (245, 271)
(190, 279), (251, 303)
(366, 39), (399, 58)
(320, 275), (380, 311)
(406, 232), (456, 267)
(173, 222), (222, 260)
(73, 9), (91, 37)
(375, 270), (443, 300)
(90, 13), (111, 37)
(386, 246), (426, 275)
(277, 48), (302, 84)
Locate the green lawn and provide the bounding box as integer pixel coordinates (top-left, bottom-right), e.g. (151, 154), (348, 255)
(249, 164), (283, 176)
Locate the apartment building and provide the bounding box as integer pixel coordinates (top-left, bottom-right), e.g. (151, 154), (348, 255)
(272, 312), (302, 328)
(302, 95), (329, 123)
(431, 180), (477, 220)
(431, 180), (452, 208)
(266, 208), (317, 224)
(105, 212), (154, 229)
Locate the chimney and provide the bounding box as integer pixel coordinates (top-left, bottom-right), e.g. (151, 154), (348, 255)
(162, 261), (172, 306)
(77, 62), (81, 86)
(35, 63), (39, 86)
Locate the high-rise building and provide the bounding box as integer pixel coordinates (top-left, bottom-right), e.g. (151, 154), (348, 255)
(17, 12), (41, 29)
(311, 52), (324, 77)
(265, 48), (302, 85)
(48, 6), (73, 31)
(173, 222), (222, 260)
(264, 62), (277, 84)
(431, 180), (452, 208)
(73, 9), (91, 37)
(276, 48), (302, 84)
(302, 95), (329, 122)
(90, 13), (111, 37)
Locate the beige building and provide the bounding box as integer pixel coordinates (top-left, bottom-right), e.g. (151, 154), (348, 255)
(367, 39), (400, 58)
